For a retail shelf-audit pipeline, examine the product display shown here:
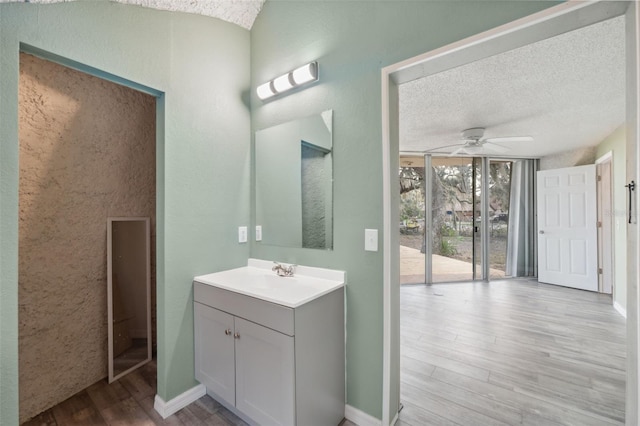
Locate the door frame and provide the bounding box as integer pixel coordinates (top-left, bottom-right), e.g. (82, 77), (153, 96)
(381, 2), (638, 425)
(596, 151), (615, 295)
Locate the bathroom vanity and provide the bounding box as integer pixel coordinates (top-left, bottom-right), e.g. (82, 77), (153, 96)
(193, 259), (345, 426)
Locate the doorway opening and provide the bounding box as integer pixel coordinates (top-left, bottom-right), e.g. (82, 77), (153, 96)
(383, 3), (635, 425)
(17, 48), (160, 423)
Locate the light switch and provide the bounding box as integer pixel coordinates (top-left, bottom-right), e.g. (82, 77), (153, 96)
(365, 229), (378, 252)
(238, 226), (247, 243)
(255, 225), (262, 241)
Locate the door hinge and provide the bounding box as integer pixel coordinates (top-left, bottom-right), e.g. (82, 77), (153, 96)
(597, 221), (602, 228)
(597, 175), (602, 182)
(598, 268), (603, 274)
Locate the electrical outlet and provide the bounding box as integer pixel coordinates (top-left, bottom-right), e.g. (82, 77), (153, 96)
(256, 225), (262, 241)
(365, 229), (378, 252)
(238, 226), (247, 243)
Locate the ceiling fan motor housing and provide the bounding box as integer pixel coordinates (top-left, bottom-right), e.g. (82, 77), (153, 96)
(462, 127), (485, 141)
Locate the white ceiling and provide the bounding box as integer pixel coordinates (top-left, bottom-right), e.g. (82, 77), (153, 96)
(1, 0), (265, 29)
(399, 16), (626, 158)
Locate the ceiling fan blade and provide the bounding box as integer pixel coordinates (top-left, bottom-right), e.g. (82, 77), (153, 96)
(482, 142), (509, 153)
(424, 143), (464, 153)
(483, 136), (533, 144)
(448, 146), (467, 157)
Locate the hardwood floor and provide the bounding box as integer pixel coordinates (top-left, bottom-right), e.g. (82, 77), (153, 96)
(398, 279), (626, 426)
(22, 358), (357, 426)
(22, 359), (251, 426)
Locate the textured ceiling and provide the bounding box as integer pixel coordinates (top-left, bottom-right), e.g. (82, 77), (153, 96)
(1, 0), (265, 29)
(399, 16), (626, 158)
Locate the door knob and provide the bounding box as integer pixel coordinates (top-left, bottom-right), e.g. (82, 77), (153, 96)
(234, 332), (240, 339)
(224, 329), (232, 336)
(539, 230), (545, 234)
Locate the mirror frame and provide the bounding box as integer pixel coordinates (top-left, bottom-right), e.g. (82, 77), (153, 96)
(107, 216), (152, 383)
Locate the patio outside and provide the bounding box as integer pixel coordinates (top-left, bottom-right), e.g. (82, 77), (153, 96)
(400, 157), (511, 284)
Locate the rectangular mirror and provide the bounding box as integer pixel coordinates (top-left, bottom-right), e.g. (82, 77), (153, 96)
(107, 217), (152, 383)
(256, 110), (333, 249)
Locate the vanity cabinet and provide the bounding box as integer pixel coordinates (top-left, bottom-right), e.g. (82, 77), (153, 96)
(194, 279), (344, 426)
(194, 302), (295, 425)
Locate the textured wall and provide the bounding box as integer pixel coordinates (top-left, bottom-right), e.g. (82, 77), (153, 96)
(301, 146), (327, 249)
(18, 52), (156, 422)
(539, 146), (597, 170)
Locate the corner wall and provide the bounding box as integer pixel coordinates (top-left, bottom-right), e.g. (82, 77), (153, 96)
(539, 146), (597, 170)
(1, 3), (250, 425)
(249, 1), (554, 420)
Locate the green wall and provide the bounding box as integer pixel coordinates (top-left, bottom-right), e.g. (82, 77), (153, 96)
(249, 0), (554, 420)
(0, 3), (250, 425)
(0, 1), (562, 424)
(597, 125), (627, 312)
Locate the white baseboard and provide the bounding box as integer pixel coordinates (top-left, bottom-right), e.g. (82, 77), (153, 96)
(153, 384), (206, 419)
(390, 411), (399, 426)
(614, 301), (627, 318)
(345, 404), (382, 426)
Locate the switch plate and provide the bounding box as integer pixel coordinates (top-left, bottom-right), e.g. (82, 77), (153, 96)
(255, 225), (262, 241)
(238, 226), (247, 243)
(365, 229), (378, 252)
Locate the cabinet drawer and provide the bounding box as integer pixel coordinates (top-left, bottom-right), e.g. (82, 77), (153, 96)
(194, 282), (294, 336)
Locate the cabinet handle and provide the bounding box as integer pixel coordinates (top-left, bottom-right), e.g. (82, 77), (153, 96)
(224, 329), (232, 336)
(234, 332), (240, 339)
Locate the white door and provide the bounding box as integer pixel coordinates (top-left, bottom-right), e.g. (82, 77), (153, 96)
(194, 303), (236, 404)
(537, 165), (598, 291)
(234, 317), (295, 426)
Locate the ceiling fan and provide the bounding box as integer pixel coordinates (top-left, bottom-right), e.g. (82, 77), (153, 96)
(428, 127), (533, 156)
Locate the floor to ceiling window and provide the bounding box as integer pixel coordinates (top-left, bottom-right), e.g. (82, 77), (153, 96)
(400, 154), (536, 284)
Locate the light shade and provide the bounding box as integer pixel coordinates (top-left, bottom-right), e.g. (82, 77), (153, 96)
(291, 62), (317, 85)
(256, 61), (319, 101)
(273, 74), (294, 92)
(256, 82), (276, 100)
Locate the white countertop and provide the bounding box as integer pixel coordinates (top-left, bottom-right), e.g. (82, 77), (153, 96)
(193, 259), (345, 308)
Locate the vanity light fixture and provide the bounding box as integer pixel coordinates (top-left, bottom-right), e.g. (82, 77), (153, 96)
(256, 62), (318, 101)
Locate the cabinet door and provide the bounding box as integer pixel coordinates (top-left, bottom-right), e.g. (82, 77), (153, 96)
(194, 302), (236, 404)
(234, 317), (295, 426)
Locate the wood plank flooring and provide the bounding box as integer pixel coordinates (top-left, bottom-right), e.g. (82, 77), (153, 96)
(21, 359), (252, 426)
(397, 279), (627, 426)
(22, 358), (357, 426)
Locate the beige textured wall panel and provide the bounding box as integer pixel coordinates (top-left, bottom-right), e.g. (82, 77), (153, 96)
(18, 53), (156, 422)
(539, 146), (597, 171)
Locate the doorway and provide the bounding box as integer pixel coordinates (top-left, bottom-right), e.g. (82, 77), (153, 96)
(18, 51), (158, 422)
(383, 3), (637, 425)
